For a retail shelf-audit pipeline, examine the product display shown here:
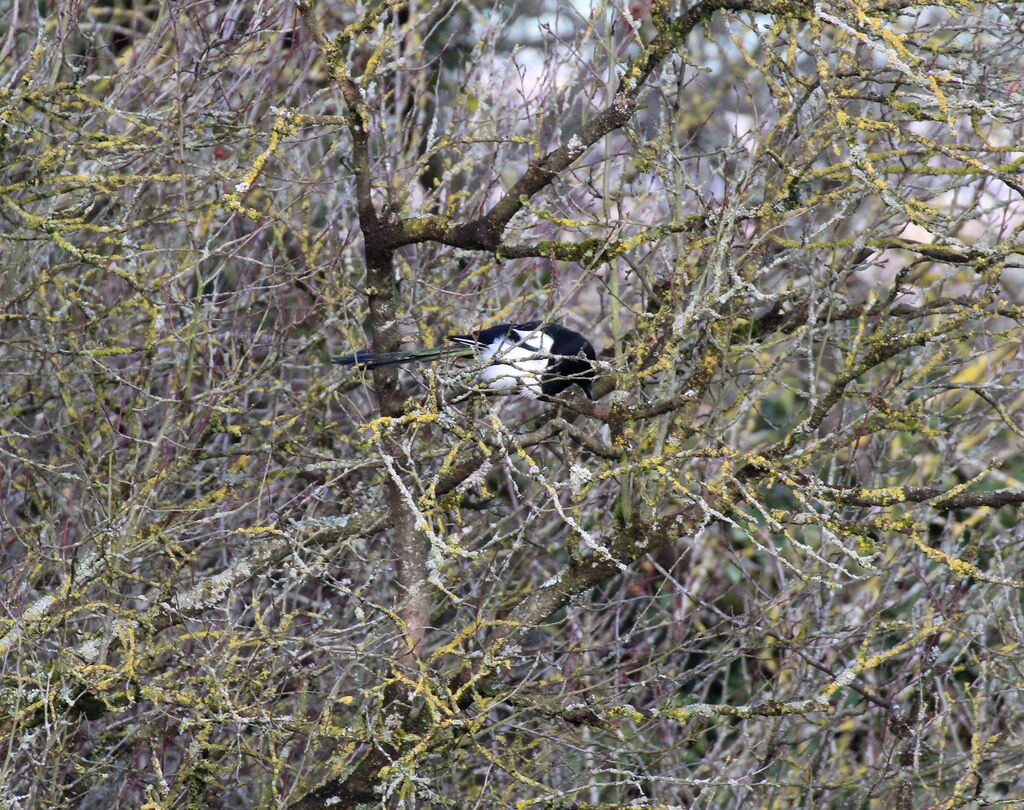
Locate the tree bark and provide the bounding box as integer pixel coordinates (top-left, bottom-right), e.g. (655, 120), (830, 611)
(296, 0), (429, 673)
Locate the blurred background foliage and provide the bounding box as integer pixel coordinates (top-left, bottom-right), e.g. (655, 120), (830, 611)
(2, 0), (1024, 807)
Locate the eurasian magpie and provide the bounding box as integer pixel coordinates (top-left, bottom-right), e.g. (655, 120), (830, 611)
(332, 321), (596, 398)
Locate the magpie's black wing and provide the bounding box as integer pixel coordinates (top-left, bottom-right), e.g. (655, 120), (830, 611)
(538, 324), (597, 398)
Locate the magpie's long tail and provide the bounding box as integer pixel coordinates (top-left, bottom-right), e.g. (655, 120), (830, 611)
(331, 344), (473, 369)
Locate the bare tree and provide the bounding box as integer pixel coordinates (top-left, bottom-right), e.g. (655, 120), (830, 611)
(3, 0), (1024, 807)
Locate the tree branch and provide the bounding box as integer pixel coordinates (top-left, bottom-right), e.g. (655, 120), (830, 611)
(295, 1), (379, 229)
(821, 486), (1024, 510)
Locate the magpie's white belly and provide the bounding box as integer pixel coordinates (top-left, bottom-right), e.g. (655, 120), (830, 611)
(478, 329), (552, 396)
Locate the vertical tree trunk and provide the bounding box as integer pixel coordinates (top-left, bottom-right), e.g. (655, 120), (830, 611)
(294, 1), (432, 675)
(365, 243), (429, 671)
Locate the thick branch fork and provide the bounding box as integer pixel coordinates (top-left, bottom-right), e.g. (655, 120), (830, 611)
(298, 0), (815, 259)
